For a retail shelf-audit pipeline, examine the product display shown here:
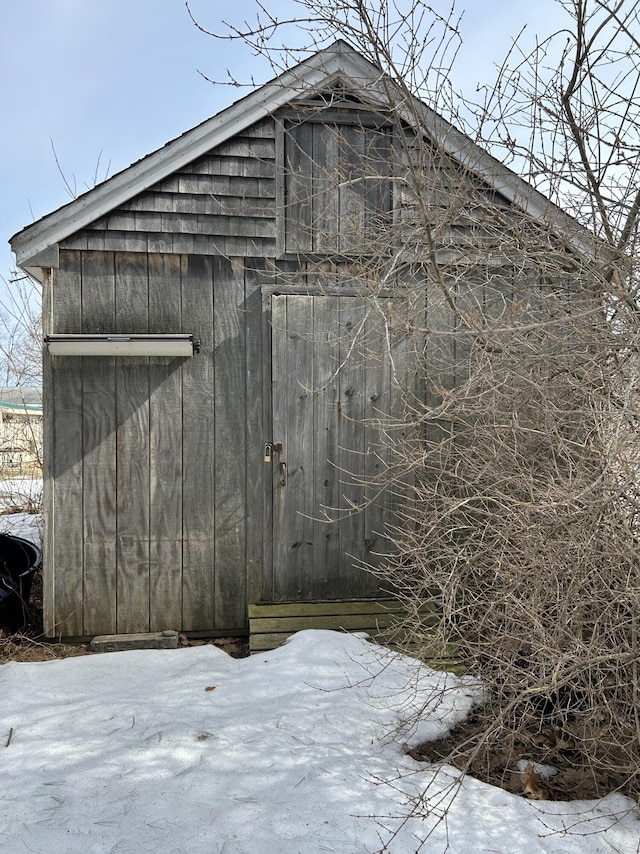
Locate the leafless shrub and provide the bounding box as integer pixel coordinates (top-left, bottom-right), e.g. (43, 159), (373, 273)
(205, 0), (640, 804)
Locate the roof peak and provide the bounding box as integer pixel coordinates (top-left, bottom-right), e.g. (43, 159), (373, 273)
(10, 40), (595, 274)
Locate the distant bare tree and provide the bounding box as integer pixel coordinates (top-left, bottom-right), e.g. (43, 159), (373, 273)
(0, 270), (42, 510)
(0, 271), (42, 389)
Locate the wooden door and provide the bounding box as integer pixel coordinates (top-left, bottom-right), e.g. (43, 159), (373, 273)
(269, 293), (408, 601)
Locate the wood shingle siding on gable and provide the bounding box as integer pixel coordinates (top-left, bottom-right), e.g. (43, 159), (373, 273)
(61, 120), (278, 260)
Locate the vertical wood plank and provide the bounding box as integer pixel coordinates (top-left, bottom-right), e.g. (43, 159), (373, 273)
(47, 251), (84, 636)
(285, 122), (314, 253)
(275, 123), (286, 258)
(311, 294), (341, 598)
(286, 295), (316, 599)
(81, 251), (118, 635)
(181, 254), (215, 630)
(363, 298), (393, 595)
(212, 256), (247, 628)
(366, 126), (392, 213)
(148, 253), (183, 630)
(114, 252), (150, 633)
(271, 296), (290, 598)
(244, 259), (268, 608)
(336, 295), (367, 597)
(262, 284), (275, 601)
(383, 297), (420, 595)
(426, 281), (457, 401)
(313, 124), (339, 253)
(339, 125), (366, 253)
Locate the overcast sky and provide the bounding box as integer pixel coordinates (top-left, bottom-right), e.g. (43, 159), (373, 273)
(0, 0), (569, 289)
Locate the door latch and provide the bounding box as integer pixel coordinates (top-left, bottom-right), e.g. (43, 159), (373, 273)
(264, 442), (287, 486)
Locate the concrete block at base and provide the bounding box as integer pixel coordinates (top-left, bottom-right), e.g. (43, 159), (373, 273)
(90, 630), (179, 652)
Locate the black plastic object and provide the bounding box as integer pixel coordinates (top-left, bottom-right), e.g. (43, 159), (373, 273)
(0, 534), (42, 630)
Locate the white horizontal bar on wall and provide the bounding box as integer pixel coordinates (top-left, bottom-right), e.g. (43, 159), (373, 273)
(45, 334), (199, 357)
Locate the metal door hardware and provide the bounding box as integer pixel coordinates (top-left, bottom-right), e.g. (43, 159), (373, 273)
(263, 442), (283, 463)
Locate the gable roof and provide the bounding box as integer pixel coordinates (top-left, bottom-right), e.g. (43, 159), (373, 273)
(10, 40), (596, 276)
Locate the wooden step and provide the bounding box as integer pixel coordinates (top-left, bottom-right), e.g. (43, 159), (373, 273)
(248, 598), (438, 653)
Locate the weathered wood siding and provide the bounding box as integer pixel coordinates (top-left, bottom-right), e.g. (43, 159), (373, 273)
(44, 105), (527, 637)
(45, 249), (270, 636)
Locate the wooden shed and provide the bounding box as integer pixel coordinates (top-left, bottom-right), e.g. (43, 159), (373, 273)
(10, 42), (590, 642)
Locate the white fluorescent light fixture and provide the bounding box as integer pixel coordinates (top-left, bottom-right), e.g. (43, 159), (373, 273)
(45, 334), (200, 357)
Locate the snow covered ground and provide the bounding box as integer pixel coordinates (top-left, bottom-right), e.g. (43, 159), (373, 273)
(0, 510), (638, 853)
(0, 629), (638, 854)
